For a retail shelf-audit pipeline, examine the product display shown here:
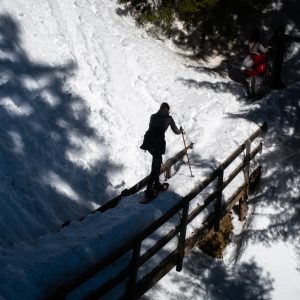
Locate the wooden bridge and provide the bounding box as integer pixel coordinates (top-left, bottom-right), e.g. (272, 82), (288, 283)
(49, 123), (267, 300)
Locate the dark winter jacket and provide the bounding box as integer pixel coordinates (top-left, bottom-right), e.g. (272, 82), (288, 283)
(140, 109), (181, 154)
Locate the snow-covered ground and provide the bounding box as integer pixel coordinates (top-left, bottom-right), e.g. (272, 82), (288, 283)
(0, 0), (299, 299)
(146, 86), (300, 300)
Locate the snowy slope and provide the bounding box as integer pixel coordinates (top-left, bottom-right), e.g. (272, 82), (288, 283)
(0, 0), (255, 248)
(0, 0), (300, 299)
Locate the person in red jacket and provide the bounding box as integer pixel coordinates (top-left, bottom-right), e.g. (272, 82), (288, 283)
(247, 28), (269, 77)
(140, 102), (182, 198)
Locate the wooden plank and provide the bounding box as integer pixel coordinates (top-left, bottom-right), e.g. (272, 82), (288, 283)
(214, 167), (224, 231)
(185, 167), (261, 252)
(222, 142), (262, 190)
(138, 226), (180, 267)
(226, 166), (261, 211)
(225, 187), (245, 212)
(126, 243), (142, 299)
(134, 251), (179, 299)
(222, 123), (266, 169)
(187, 190), (218, 224)
(176, 203), (189, 271)
(240, 140), (251, 220)
(182, 136), (263, 206)
(85, 266), (130, 300)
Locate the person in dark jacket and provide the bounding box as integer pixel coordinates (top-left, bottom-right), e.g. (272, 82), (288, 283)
(270, 25), (300, 89)
(140, 102), (182, 198)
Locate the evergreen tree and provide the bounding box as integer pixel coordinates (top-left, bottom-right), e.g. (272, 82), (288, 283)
(118, 0), (274, 56)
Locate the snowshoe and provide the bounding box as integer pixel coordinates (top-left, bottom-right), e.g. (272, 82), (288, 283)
(139, 189), (158, 204)
(153, 182), (169, 192)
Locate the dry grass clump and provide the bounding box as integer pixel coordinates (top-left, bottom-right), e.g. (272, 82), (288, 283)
(198, 213), (233, 259)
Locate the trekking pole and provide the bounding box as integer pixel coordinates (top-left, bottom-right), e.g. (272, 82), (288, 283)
(181, 127), (194, 177)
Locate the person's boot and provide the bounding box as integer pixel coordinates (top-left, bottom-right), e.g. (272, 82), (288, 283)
(153, 182), (169, 192)
(144, 189), (157, 200)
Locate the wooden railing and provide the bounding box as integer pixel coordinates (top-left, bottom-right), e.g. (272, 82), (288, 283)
(61, 143), (194, 227)
(99, 142), (194, 213)
(48, 123), (267, 300)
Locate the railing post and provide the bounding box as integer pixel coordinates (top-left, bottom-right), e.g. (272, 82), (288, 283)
(126, 242), (141, 299)
(214, 166), (224, 231)
(240, 140), (251, 221)
(176, 202), (189, 272)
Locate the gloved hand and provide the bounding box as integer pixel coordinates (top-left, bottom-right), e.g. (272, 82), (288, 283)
(180, 126), (185, 134)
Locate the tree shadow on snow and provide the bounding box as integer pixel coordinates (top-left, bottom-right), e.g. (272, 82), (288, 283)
(227, 82), (300, 264)
(186, 252), (273, 300)
(0, 15), (123, 248)
(177, 76), (246, 102)
(143, 250), (273, 300)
